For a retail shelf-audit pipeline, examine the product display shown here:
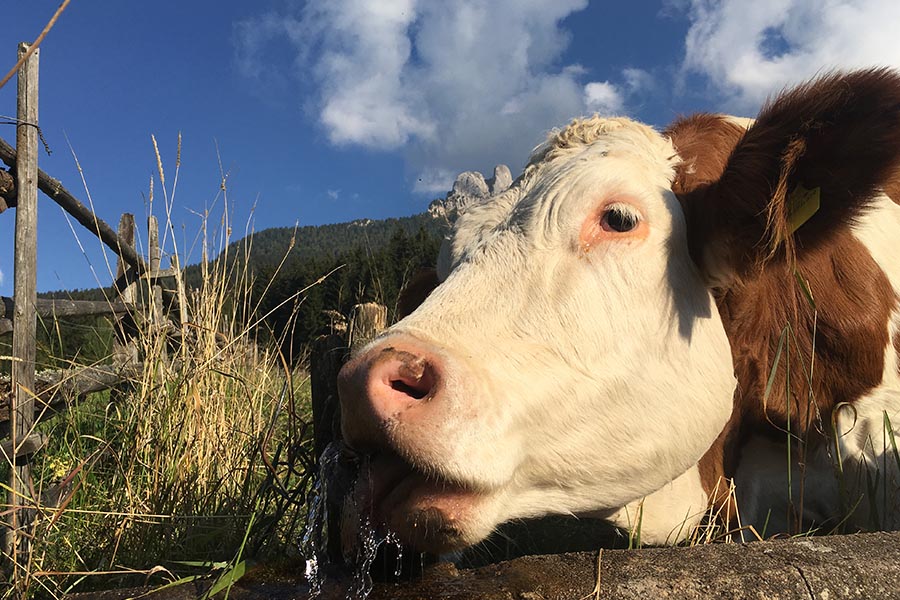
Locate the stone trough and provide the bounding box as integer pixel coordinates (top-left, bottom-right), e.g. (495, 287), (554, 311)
(67, 531), (900, 600)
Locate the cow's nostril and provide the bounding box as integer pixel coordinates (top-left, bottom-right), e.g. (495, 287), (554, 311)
(339, 342), (445, 452)
(391, 378), (429, 400)
(388, 358), (437, 400)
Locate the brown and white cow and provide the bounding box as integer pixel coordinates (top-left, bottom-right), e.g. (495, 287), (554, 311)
(338, 69), (900, 553)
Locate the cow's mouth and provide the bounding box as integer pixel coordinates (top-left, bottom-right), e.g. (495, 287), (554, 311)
(353, 449), (485, 553)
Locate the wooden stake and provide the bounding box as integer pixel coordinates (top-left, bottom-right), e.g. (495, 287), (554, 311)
(112, 214), (138, 400)
(310, 303), (388, 565)
(347, 302), (387, 355)
(8, 42), (39, 578)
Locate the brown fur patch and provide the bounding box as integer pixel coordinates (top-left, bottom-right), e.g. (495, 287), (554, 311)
(696, 407), (742, 519)
(682, 69), (900, 284)
(666, 113), (747, 197)
(694, 235), (895, 518)
(667, 88), (900, 513)
(717, 231), (893, 436)
(895, 321), (900, 376)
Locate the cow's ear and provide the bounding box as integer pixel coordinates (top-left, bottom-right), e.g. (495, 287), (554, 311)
(685, 69), (900, 288)
(396, 267), (441, 319)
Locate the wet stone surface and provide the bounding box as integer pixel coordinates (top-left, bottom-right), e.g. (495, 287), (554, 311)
(67, 531), (900, 600)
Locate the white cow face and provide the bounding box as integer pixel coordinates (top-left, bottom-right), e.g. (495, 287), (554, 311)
(338, 117), (736, 553)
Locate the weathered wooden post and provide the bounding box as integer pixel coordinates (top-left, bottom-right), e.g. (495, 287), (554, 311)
(112, 214), (139, 385)
(310, 330), (346, 565)
(310, 333), (345, 463)
(312, 302), (387, 461)
(347, 302), (387, 355)
(0, 168), (14, 213)
(310, 302), (387, 565)
(7, 41), (39, 576)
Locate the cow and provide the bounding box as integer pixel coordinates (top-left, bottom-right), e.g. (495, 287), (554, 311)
(337, 69), (900, 554)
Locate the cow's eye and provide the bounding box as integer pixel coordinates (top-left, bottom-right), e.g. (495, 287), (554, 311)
(601, 206), (639, 233)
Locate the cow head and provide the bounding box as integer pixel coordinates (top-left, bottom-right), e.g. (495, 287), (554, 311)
(337, 69), (900, 553)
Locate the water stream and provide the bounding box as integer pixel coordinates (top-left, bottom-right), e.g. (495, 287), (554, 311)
(300, 442), (404, 600)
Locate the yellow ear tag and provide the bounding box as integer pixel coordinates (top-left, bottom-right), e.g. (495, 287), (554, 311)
(786, 184), (820, 235)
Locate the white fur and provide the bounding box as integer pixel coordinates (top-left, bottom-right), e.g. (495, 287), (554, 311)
(837, 194), (900, 529)
(602, 464), (709, 544)
(372, 117), (737, 546)
(723, 115), (755, 130)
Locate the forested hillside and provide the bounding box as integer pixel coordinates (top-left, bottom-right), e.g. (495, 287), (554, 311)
(214, 212), (444, 272)
(241, 220), (443, 360)
(182, 211), (446, 360)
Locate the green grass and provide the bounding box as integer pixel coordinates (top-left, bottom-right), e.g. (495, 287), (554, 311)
(2, 280), (316, 598)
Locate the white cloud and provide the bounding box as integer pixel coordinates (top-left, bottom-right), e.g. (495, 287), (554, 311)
(622, 67), (656, 96)
(307, 0), (435, 147)
(236, 1), (650, 196)
(584, 81), (624, 114)
(0, 267), (3, 286)
(681, 0), (900, 112)
(326, 189), (340, 200)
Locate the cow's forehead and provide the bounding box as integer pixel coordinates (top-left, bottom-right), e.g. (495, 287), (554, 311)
(514, 116), (681, 216)
(529, 116), (678, 174)
(441, 116), (681, 277)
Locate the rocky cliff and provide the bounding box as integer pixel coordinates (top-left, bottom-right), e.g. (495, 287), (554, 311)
(428, 164), (512, 221)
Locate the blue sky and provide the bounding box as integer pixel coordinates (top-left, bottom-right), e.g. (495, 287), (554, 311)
(2, 0), (899, 294)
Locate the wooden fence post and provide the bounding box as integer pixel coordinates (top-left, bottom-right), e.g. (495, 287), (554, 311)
(347, 302), (387, 355)
(311, 302), (387, 463)
(0, 168), (14, 213)
(310, 303), (387, 566)
(7, 42), (39, 577)
(112, 214), (138, 370)
(309, 331), (345, 565)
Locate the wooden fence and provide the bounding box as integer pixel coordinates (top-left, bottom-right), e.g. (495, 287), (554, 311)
(0, 42), (182, 583)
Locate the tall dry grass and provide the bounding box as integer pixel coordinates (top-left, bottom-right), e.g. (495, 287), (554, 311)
(0, 138), (317, 599)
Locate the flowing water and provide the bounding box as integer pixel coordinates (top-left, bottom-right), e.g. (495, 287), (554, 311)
(300, 443), (337, 598)
(301, 442), (404, 600)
